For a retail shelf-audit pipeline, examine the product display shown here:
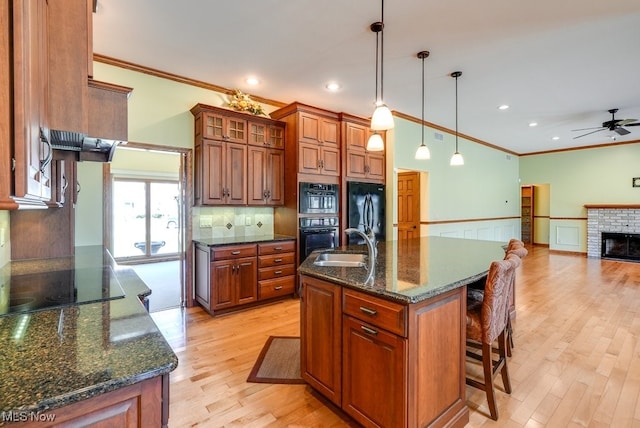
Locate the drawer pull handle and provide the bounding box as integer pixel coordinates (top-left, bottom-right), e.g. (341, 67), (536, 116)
(359, 306), (377, 316)
(361, 326), (378, 336)
(274, 258), (283, 263)
(274, 286), (283, 291)
(274, 247), (283, 251)
(274, 270), (283, 275)
(231, 251), (241, 255)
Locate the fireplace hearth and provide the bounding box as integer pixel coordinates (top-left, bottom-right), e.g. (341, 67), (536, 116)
(601, 232), (640, 262)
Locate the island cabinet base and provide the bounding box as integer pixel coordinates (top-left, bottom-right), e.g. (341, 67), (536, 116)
(9, 375), (169, 428)
(300, 274), (469, 428)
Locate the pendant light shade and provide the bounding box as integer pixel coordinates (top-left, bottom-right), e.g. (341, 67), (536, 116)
(415, 50), (430, 160)
(369, 1), (394, 132)
(366, 132), (385, 151)
(371, 104), (394, 131)
(449, 71), (464, 166)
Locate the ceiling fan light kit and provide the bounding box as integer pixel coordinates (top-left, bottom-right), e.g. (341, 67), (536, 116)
(572, 108), (640, 139)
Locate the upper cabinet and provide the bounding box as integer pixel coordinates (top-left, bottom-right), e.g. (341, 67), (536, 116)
(1, 0), (52, 209)
(270, 103), (341, 178)
(191, 103), (285, 207)
(341, 114), (385, 183)
(0, 0), (129, 210)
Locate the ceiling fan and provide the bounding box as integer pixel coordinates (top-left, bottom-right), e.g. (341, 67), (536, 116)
(572, 108), (640, 139)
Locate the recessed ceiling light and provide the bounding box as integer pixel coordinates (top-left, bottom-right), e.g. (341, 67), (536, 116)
(245, 77), (259, 86)
(528, 122), (538, 127)
(552, 136), (560, 140)
(498, 104), (510, 110)
(325, 82), (341, 92)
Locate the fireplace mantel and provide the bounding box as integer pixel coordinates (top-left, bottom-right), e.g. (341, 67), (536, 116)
(584, 204), (640, 209)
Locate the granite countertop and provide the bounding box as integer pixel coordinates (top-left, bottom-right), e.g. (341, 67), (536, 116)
(193, 234), (296, 247)
(0, 246), (178, 414)
(298, 236), (507, 304)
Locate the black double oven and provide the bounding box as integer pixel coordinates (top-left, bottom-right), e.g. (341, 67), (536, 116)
(298, 182), (340, 264)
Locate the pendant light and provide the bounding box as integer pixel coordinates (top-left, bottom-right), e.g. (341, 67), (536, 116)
(450, 71), (464, 166)
(369, 0), (394, 133)
(415, 51), (431, 160)
(366, 21), (388, 151)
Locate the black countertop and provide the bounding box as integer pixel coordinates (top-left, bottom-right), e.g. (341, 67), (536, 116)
(298, 236), (507, 304)
(0, 246), (178, 414)
(193, 234), (295, 247)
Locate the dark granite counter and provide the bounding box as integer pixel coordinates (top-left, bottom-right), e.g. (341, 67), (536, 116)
(0, 246), (178, 415)
(298, 236), (506, 304)
(193, 233), (295, 247)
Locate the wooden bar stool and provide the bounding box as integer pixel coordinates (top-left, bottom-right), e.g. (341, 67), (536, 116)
(465, 256), (519, 420)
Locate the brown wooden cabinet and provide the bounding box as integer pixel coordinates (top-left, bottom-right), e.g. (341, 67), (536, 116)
(195, 243), (257, 314)
(300, 275), (343, 406)
(195, 239), (295, 316)
(300, 275), (469, 428)
(200, 109), (248, 143)
(249, 119), (285, 149)
(211, 256), (258, 310)
(341, 116), (385, 183)
(270, 103), (341, 178)
(198, 139), (247, 206)
(248, 147), (284, 206)
(192, 103), (285, 207)
(521, 185), (534, 244)
(12, 375), (169, 428)
(257, 240), (296, 300)
(7, 0), (52, 207)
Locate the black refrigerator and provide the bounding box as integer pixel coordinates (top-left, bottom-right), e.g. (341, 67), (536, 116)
(346, 181), (386, 245)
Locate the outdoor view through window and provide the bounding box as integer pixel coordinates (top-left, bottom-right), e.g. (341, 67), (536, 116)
(112, 180), (180, 259)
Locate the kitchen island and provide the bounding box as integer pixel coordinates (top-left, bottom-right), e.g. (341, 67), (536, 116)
(298, 236), (506, 428)
(0, 246), (178, 427)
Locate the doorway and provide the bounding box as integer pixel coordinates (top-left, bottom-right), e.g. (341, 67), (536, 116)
(103, 143), (193, 312)
(397, 171), (421, 240)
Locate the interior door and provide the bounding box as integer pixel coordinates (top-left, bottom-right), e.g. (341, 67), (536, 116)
(397, 172), (420, 240)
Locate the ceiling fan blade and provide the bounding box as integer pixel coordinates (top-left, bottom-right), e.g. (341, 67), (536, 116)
(571, 126), (605, 132)
(616, 119), (638, 126)
(623, 122), (640, 127)
(573, 128), (605, 139)
(614, 127), (631, 136)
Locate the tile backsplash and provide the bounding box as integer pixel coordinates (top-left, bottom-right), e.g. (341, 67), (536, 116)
(193, 207), (274, 240)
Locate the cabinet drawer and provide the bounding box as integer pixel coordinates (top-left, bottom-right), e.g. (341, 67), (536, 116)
(259, 240), (295, 255)
(259, 265), (296, 281)
(258, 252), (295, 267)
(343, 289), (407, 337)
(259, 277), (295, 300)
(211, 244), (257, 260)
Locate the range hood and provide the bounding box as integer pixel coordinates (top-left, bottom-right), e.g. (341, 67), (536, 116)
(50, 129), (122, 162)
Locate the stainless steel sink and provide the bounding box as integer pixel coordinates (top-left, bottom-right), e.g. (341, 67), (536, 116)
(313, 253), (367, 267)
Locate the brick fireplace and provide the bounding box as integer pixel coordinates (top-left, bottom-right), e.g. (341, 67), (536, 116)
(586, 204), (640, 259)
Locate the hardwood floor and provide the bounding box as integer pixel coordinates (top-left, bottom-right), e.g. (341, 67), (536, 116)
(151, 246), (640, 427)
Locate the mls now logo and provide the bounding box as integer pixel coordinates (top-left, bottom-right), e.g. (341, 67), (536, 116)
(1, 411), (56, 423)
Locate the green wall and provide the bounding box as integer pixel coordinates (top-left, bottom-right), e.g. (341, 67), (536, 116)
(388, 117), (521, 241)
(520, 143), (640, 252)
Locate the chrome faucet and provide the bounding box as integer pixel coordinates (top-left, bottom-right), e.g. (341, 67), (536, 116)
(345, 228), (376, 285)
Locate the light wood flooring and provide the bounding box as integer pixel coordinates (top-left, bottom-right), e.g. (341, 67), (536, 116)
(151, 246), (640, 427)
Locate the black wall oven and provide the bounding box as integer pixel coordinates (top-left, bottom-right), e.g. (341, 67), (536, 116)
(299, 216), (340, 264)
(299, 182), (338, 214)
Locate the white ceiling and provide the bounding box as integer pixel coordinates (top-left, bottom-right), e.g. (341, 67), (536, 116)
(93, 0), (640, 155)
